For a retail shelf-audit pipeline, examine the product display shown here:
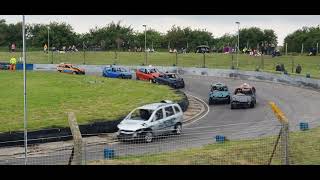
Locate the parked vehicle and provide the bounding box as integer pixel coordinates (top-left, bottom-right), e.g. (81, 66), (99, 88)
(136, 66), (161, 82)
(102, 65), (132, 79)
(195, 45), (210, 53)
(117, 100), (183, 143)
(154, 73), (185, 89)
(57, 63), (85, 75)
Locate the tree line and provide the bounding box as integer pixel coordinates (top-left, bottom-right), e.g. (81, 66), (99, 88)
(2, 18), (316, 53)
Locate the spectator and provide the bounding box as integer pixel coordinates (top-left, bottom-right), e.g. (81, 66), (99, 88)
(11, 43), (16, 52)
(9, 56), (17, 71)
(275, 63), (282, 71)
(44, 44), (48, 53)
(296, 64), (302, 74)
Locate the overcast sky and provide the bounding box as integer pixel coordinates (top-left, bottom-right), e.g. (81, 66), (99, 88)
(0, 15), (319, 45)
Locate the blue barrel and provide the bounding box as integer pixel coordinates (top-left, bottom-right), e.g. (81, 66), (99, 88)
(300, 122), (309, 131)
(215, 135), (225, 143)
(104, 148), (115, 159)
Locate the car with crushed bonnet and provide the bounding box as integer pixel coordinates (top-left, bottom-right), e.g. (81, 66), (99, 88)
(154, 73), (185, 89)
(231, 83), (256, 109)
(116, 100), (183, 143)
(136, 66), (161, 82)
(208, 83), (231, 105)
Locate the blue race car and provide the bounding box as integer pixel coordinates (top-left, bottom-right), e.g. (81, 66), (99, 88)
(102, 65), (132, 79)
(208, 83), (231, 105)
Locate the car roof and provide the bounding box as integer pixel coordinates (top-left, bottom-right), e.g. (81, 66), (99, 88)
(211, 83), (226, 87)
(138, 103), (174, 110)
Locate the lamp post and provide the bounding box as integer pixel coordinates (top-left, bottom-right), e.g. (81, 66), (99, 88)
(236, 22), (240, 69)
(47, 26), (51, 63)
(143, 25), (147, 65)
(22, 15), (28, 165)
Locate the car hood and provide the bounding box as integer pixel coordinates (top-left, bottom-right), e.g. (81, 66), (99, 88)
(117, 120), (147, 131)
(232, 94), (252, 102)
(210, 91), (229, 97)
(73, 67), (85, 72)
(151, 72), (160, 77)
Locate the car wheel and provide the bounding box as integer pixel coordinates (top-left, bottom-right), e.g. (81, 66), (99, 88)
(231, 104), (235, 109)
(136, 76), (140, 80)
(144, 132), (153, 143)
(209, 99), (213, 105)
(73, 71), (77, 75)
(250, 102), (255, 108)
(58, 70), (62, 73)
(174, 124), (182, 135)
(149, 79), (154, 83)
(227, 97), (231, 104)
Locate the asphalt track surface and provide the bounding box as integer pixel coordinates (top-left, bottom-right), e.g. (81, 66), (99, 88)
(2, 74), (320, 165)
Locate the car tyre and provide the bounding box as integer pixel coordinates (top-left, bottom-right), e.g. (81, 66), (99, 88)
(250, 102), (255, 108)
(231, 104), (235, 109)
(174, 124), (182, 135)
(72, 71), (77, 75)
(144, 132), (153, 143)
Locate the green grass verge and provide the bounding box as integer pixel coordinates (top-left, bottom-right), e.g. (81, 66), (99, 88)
(0, 71), (182, 133)
(90, 127), (320, 165)
(1, 51), (320, 78)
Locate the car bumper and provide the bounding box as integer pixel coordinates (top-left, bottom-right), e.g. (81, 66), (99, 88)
(231, 102), (250, 108)
(171, 82), (185, 88)
(117, 132), (144, 141)
(210, 97), (230, 101)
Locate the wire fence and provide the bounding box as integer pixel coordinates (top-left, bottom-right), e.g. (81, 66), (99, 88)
(1, 51), (319, 78)
(0, 117), (318, 165)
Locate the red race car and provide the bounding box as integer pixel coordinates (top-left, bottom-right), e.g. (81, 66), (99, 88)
(136, 66), (161, 82)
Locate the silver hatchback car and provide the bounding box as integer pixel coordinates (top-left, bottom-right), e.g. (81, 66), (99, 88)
(116, 101), (183, 143)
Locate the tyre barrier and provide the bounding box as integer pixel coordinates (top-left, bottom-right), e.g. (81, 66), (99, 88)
(0, 91), (189, 147)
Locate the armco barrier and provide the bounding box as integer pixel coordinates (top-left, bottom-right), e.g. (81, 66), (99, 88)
(16, 63), (34, 70)
(33, 64), (320, 91)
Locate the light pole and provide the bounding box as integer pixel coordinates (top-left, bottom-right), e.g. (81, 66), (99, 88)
(236, 22), (240, 69)
(47, 26), (51, 63)
(22, 15), (27, 165)
(143, 24), (147, 65)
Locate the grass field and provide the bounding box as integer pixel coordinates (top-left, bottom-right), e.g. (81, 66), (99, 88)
(1, 51), (320, 78)
(0, 71), (182, 133)
(91, 127), (320, 165)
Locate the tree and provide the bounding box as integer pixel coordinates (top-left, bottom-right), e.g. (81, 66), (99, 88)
(284, 26), (320, 52)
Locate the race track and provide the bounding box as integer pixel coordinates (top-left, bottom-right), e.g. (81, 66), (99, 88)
(2, 74), (320, 165)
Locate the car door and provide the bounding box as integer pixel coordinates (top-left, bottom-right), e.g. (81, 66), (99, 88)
(63, 65), (72, 74)
(162, 105), (177, 133)
(150, 108), (165, 136)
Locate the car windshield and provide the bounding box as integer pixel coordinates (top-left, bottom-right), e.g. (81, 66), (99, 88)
(128, 109), (154, 121)
(212, 86), (228, 91)
(235, 88), (253, 95)
(167, 74), (177, 79)
(118, 68), (127, 72)
(149, 68), (158, 73)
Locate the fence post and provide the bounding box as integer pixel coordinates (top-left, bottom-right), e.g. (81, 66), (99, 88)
(261, 54), (264, 70)
(317, 43), (319, 55)
(285, 43), (288, 56)
(231, 53), (234, 68)
(203, 53), (206, 68)
(175, 52), (178, 66)
(281, 122), (289, 165)
(269, 102), (290, 165)
(68, 112), (83, 165)
(291, 56), (294, 73)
